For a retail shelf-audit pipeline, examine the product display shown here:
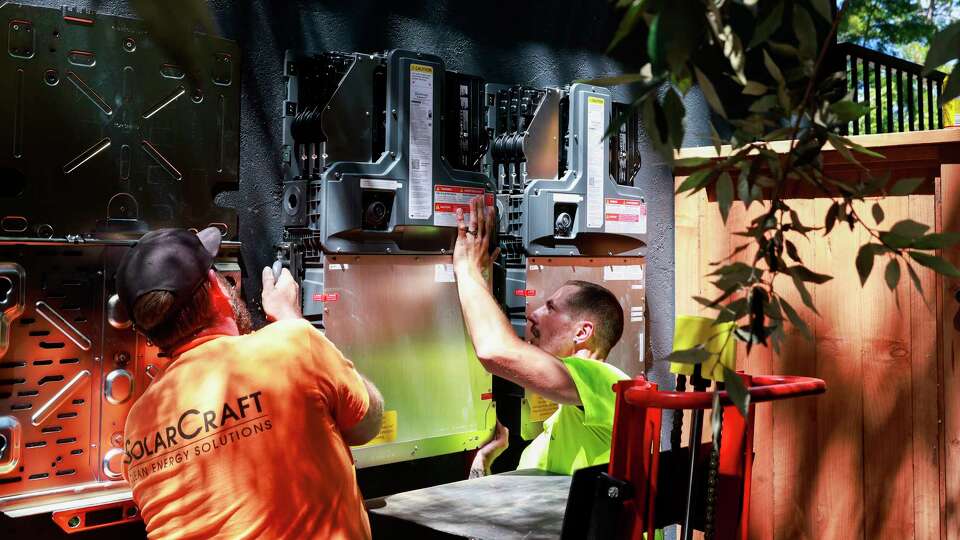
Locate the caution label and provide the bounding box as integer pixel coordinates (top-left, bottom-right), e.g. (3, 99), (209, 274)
(527, 393), (559, 423)
(433, 185), (494, 226)
(586, 96), (605, 229)
(360, 410), (397, 447)
(604, 198), (646, 234)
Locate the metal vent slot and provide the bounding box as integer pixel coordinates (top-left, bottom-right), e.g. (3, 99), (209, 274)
(10, 403), (31, 410)
(56, 412), (77, 419)
(54, 469), (75, 476)
(0, 477), (22, 485)
(71, 399), (84, 405)
(59, 358), (79, 365)
(73, 317), (87, 323)
(69, 449), (82, 455)
(39, 342), (65, 349)
(24, 441), (46, 448)
(40, 426), (62, 434)
(55, 437), (76, 445)
(17, 390), (38, 397)
(28, 330), (50, 336)
(28, 473), (48, 480)
(38, 375), (65, 385)
(0, 378), (25, 385)
(0, 392), (10, 399)
(0, 361), (26, 368)
(32, 360), (53, 366)
(18, 318), (35, 325)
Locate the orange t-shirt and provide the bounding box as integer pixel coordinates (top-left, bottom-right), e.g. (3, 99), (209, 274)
(122, 319), (371, 539)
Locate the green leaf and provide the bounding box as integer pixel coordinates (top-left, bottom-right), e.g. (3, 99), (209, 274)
(677, 168), (712, 193)
(839, 135), (885, 159)
(778, 296), (813, 340)
(742, 81), (767, 96)
(763, 49), (785, 85)
(827, 133), (862, 167)
(749, 1), (785, 49)
(856, 243), (877, 285)
(906, 262), (925, 296)
(908, 251), (960, 278)
(890, 219), (930, 240)
(662, 88), (686, 150)
(716, 297), (748, 323)
(879, 232), (912, 249)
(912, 232), (960, 250)
(666, 346), (711, 364)
(924, 20), (960, 73)
(884, 259), (901, 291)
(709, 122), (723, 156)
(810, 0), (832, 22)
(749, 94), (780, 113)
(694, 66), (728, 119)
(825, 201), (840, 234)
(792, 5), (817, 61)
(717, 172), (734, 224)
(608, 0), (647, 53)
(723, 366), (751, 418)
(889, 177), (925, 196)
(828, 100), (869, 124)
(872, 203), (884, 225)
(788, 265), (833, 284)
(945, 63), (960, 102)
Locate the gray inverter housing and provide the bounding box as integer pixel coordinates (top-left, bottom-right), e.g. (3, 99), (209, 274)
(499, 83), (646, 257)
(281, 49), (493, 255)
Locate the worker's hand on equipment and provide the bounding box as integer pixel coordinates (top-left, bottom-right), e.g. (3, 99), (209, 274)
(261, 266), (302, 322)
(468, 421), (509, 479)
(453, 196), (499, 278)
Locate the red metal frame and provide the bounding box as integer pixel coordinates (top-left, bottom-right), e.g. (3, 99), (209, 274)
(608, 373), (826, 540)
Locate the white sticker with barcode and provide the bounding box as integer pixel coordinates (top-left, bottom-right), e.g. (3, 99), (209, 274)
(586, 95), (605, 228)
(408, 63), (434, 220)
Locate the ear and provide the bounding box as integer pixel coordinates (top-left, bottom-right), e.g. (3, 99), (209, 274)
(208, 269), (231, 300)
(573, 320), (594, 345)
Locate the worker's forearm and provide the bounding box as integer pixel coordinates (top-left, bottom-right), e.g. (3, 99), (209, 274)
(456, 267), (520, 360)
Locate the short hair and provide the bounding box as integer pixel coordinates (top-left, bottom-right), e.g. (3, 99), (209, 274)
(562, 280), (625, 357)
(133, 279), (218, 352)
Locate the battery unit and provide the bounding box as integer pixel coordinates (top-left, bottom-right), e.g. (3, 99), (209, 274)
(281, 49), (493, 255)
(485, 83), (647, 440)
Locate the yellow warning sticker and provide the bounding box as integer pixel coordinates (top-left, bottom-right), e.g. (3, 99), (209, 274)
(587, 96), (606, 105)
(410, 63), (434, 74)
(528, 393), (559, 422)
(360, 410), (397, 446)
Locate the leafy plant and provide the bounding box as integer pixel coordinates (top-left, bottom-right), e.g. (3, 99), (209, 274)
(599, 0), (960, 417)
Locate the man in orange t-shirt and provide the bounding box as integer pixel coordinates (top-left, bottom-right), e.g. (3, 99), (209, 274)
(116, 227), (383, 539)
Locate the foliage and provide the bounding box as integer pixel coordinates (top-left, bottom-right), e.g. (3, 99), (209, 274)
(601, 0), (960, 418)
(838, 0), (957, 57)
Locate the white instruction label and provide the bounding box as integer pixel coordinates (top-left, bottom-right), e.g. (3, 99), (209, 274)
(586, 96), (605, 228)
(604, 198), (647, 234)
(603, 264), (645, 282)
(434, 263), (456, 283)
(433, 185), (494, 226)
(408, 63), (434, 220)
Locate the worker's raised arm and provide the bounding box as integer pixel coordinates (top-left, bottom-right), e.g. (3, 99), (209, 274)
(452, 197), (581, 406)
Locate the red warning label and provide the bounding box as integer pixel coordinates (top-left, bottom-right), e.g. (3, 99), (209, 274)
(514, 289), (537, 297)
(604, 198), (646, 234)
(312, 292), (340, 303)
(434, 185), (495, 226)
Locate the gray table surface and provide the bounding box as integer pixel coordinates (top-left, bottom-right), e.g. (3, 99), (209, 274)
(366, 469), (572, 540)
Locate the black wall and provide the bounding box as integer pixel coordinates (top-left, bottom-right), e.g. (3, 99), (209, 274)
(5, 0), (683, 536)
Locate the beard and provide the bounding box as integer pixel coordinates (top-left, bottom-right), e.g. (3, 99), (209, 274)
(228, 286), (253, 335)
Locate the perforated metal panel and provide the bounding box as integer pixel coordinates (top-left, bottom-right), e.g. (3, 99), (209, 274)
(0, 3), (240, 238)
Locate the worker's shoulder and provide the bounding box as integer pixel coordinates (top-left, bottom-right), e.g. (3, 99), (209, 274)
(562, 355), (629, 381)
(252, 318), (318, 341)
